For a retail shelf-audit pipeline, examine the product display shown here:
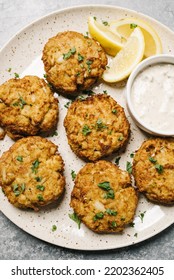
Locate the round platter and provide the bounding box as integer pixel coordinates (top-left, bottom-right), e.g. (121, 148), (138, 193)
(0, 5), (174, 250)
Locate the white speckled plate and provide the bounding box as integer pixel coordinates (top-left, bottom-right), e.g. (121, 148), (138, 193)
(0, 5), (174, 250)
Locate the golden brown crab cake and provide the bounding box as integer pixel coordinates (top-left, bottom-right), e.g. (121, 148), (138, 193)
(133, 138), (174, 204)
(64, 94), (130, 161)
(0, 75), (58, 140)
(70, 160), (138, 233)
(42, 31), (107, 95)
(0, 136), (65, 211)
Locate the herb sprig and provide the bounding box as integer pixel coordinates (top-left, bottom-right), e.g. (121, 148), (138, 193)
(63, 47), (76, 60)
(148, 156), (164, 174)
(98, 181), (115, 199)
(31, 159), (40, 174)
(69, 212), (81, 229)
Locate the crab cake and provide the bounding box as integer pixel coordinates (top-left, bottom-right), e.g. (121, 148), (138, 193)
(133, 138), (174, 204)
(70, 160), (138, 233)
(64, 94), (130, 161)
(0, 136), (65, 211)
(0, 75), (58, 140)
(42, 31), (107, 95)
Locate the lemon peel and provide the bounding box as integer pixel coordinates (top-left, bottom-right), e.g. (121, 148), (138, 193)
(88, 16), (123, 56)
(110, 17), (162, 57)
(102, 27), (145, 83)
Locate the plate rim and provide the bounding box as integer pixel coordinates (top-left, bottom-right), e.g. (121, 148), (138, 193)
(1, 4), (174, 51)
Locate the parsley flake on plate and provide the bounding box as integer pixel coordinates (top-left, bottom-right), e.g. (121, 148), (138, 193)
(126, 161), (132, 174)
(69, 212), (81, 229)
(52, 225), (57, 232)
(71, 170), (76, 181)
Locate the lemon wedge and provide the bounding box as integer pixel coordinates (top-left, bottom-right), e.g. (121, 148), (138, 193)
(102, 27), (145, 83)
(110, 17), (162, 57)
(88, 16), (123, 56)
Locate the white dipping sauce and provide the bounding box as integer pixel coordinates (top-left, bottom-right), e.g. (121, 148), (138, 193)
(131, 63), (174, 133)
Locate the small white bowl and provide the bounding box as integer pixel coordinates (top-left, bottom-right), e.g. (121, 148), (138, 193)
(126, 54), (174, 137)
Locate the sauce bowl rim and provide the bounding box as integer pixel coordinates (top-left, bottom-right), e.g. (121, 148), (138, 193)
(126, 54), (174, 137)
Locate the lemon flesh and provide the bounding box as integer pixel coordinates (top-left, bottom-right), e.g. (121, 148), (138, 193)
(102, 27), (145, 83)
(88, 16), (124, 56)
(110, 17), (162, 57)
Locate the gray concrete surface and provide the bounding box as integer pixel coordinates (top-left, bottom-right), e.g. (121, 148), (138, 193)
(0, 0), (174, 259)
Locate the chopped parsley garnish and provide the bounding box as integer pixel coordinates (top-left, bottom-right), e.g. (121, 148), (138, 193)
(82, 89), (95, 96)
(84, 31), (89, 38)
(149, 157), (163, 174)
(115, 156), (121, 166)
(16, 156), (23, 162)
(31, 159), (40, 174)
(13, 183), (25, 196)
(51, 130), (58, 136)
(37, 194), (44, 201)
(98, 182), (115, 199)
(130, 152), (135, 158)
(13, 184), (20, 196)
(112, 109), (117, 114)
(19, 96), (27, 109)
(76, 72), (81, 77)
(12, 96), (27, 109)
(126, 161), (132, 174)
(82, 124), (91, 136)
(139, 211), (146, 222)
(86, 60), (93, 72)
(14, 72), (20, 78)
(64, 101), (72, 108)
(7, 67), (12, 72)
(12, 102), (19, 106)
(111, 221), (117, 228)
(52, 225), (57, 232)
(130, 23), (138, 29)
(93, 212), (104, 221)
(71, 170), (76, 181)
(63, 47), (76, 60)
(69, 212), (81, 229)
(155, 164), (164, 174)
(93, 16), (97, 20)
(105, 209), (117, 216)
(129, 222), (135, 227)
(98, 181), (111, 191)
(78, 53), (84, 62)
(43, 73), (47, 79)
(103, 90), (108, 94)
(96, 118), (107, 130)
(35, 176), (42, 182)
(102, 21), (109, 26)
(149, 156), (157, 163)
(76, 95), (86, 101)
(36, 185), (45, 191)
(21, 183), (26, 192)
(134, 232), (138, 237)
(118, 135), (124, 141)
(104, 189), (115, 199)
